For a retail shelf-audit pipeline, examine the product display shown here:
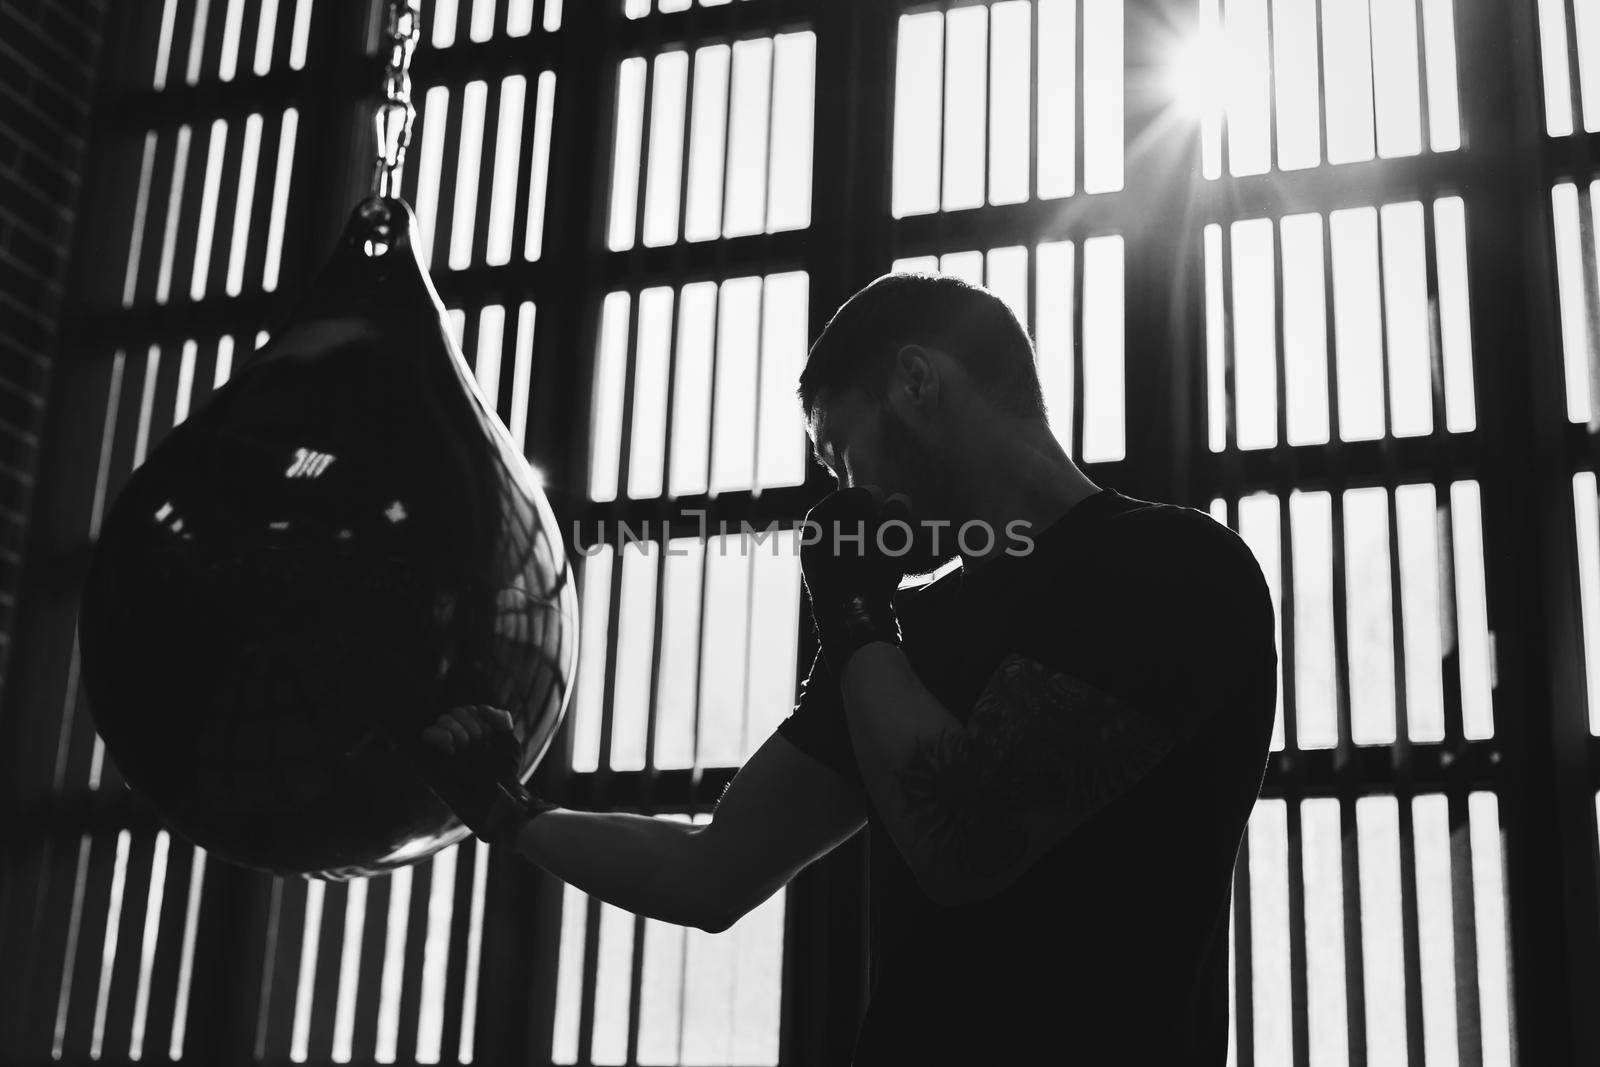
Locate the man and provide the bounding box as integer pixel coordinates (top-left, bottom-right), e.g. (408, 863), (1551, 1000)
(413, 273), (1278, 1064)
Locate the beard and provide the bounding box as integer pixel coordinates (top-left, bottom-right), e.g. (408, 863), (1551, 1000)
(877, 410), (962, 578)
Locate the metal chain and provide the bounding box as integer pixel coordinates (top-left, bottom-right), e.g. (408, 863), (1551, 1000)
(372, 0), (422, 199)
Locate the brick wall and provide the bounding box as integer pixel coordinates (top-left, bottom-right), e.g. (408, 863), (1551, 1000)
(0, 0), (108, 699)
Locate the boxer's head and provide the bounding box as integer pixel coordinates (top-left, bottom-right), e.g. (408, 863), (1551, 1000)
(800, 273), (1049, 571)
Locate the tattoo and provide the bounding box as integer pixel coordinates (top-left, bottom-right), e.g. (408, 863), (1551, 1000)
(896, 654), (1177, 881)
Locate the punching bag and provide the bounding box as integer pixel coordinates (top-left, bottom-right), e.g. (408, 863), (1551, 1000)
(77, 198), (579, 880)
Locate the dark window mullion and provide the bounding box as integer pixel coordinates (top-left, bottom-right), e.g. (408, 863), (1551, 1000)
(303, 879), (349, 1059)
(574, 882), (603, 1066)
(1286, 797), (1311, 1067)
(1268, 215), (1298, 748)
(631, 50), (658, 259)
(130, 132), (180, 310)
(1329, 483), (1356, 755)
(138, 836), (199, 1059)
(1028, 0), (1039, 205)
(1233, 834), (1257, 1067)
(431, 84), (468, 276)
(1447, 788), (1487, 1067)
(1409, 0), (1433, 151)
(1311, 0), (1331, 172)
(471, 73), (507, 273)
(1073, 0), (1085, 198)
(1219, 220), (1239, 458)
(1338, 793), (1371, 1065)
(1395, 790), (1430, 1066)
(1435, 478), (1469, 749)
(1262, 0), (1279, 174)
(1562, 0), (1586, 134)
(1069, 232), (1086, 463)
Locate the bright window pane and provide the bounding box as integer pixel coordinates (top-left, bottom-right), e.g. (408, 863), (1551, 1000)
(1081, 235), (1125, 463)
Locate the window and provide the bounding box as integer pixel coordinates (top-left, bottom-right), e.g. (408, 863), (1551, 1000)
(2, 2), (557, 1064)
(5, 0), (1596, 1064)
(1193, 0), (1530, 1062)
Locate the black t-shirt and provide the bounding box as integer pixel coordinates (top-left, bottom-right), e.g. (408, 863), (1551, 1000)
(776, 488), (1278, 1066)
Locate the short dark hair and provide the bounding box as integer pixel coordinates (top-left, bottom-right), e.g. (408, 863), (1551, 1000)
(797, 272), (1047, 420)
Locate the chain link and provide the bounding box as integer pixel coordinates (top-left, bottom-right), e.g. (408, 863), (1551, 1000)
(372, 0), (422, 199)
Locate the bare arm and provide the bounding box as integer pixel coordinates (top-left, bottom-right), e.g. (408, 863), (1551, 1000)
(511, 810), (708, 927)
(513, 731), (866, 933)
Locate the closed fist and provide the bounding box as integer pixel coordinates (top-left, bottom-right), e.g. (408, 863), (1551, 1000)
(421, 704), (516, 755)
(407, 704), (551, 844)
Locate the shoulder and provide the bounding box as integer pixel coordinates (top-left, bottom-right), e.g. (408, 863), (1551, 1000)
(1111, 500), (1243, 553)
(1061, 503), (1274, 647)
(1107, 504), (1264, 590)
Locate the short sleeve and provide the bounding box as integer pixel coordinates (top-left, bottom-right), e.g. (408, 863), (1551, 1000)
(774, 650), (864, 785)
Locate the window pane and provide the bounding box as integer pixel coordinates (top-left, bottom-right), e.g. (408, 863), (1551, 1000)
(1247, 799), (1292, 1064)
(1231, 217), (1278, 450)
(1225, 0), (1272, 177)
(1435, 197), (1477, 431)
(643, 52), (689, 248)
(942, 5), (988, 212)
(1082, 0), (1123, 192)
(572, 548), (615, 773)
(1396, 483), (1445, 743)
(1282, 213), (1330, 445)
(1452, 481), (1494, 740)
(893, 12), (943, 218)
(627, 288), (675, 500)
(1552, 182), (1597, 423)
(1370, 0), (1424, 158)
(989, 2), (1032, 206)
(1357, 795), (1408, 1064)
(654, 539), (706, 771)
(486, 75), (527, 266)
(1471, 793), (1513, 1066)
(1272, 0), (1321, 170)
(609, 540), (660, 772)
(894, 0), (1118, 207)
(724, 39), (774, 237)
(1576, 473), (1600, 733)
(1291, 490), (1336, 749)
(588, 292), (631, 503)
(1239, 493), (1287, 751)
(608, 58), (647, 252)
(1037, 0), (1078, 199)
(1081, 234), (1125, 462)
(1381, 202), (1434, 438)
(767, 33), (817, 232)
(1345, 487), (1397, 745)
(1322, 0), (1377, 163)
(1037, 240), (1076, 453)
(1331, 207), (1385, 441)
(1538, 0), (1577, 136)
(1205, 224), (1226, 452)
(1413, 794), (1460, 1066)
(1302, 798), (1350, 1066)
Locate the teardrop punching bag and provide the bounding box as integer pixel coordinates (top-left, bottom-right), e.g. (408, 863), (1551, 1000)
(76, 197), (579, 880)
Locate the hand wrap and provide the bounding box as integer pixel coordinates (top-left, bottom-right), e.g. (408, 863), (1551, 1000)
(407, 712), (559, 846)
(801, 487), (912, 675)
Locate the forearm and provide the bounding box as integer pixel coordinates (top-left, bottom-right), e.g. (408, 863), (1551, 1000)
(512, 810), (716, 929)
(838, 643), (968, 902)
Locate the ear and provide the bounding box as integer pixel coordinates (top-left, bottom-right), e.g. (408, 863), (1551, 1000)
(892, 344), (940, 409)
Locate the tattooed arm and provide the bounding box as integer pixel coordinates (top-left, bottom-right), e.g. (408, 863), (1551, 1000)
(838, 643), (1195, 907)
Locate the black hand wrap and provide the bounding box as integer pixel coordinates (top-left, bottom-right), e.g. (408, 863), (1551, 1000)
(408, 720), (559, 846)
(801, 488), (911, 675)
